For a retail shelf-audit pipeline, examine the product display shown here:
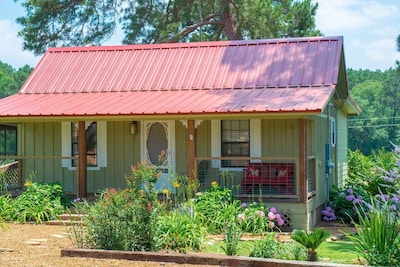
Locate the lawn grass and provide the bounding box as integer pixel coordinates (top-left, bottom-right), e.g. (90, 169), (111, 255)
(317, 240), (360, 265)
(204, 238), (361, 265)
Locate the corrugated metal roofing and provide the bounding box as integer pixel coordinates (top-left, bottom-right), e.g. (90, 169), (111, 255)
(0, 36), (344, 117)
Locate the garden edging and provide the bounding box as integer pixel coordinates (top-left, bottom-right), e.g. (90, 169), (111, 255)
(61, 248), (364, 267)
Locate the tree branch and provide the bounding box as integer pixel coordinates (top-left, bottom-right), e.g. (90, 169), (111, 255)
(168, 12), (223, 43)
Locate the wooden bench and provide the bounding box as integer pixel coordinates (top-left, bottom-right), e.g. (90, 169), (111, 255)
(241, 162), (295, 194)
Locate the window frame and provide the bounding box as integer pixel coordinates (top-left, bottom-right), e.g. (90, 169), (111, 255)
(211, 119), (261, 170)
(61, 121), (107, 170)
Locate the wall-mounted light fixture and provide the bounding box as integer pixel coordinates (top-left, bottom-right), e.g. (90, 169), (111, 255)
(130, 121), (138, 135)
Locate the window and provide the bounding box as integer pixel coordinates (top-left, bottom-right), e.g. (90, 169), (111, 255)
(62, 121), (107, 170)
(330, 118), (336, 147)
(71, 122), (97, 167)
(221, 120), (250, 167)
(0, 124), (17, 165)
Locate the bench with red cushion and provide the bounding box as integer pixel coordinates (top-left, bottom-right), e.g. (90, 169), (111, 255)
(242, 162), (295, 194)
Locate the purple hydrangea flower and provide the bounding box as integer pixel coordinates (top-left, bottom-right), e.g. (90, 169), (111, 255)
(241, 202), (247, 208)
(347, 188), (353, 195)
(345, 195), (355, 201)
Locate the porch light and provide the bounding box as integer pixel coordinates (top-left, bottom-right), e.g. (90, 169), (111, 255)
(130, 121), (138, 135)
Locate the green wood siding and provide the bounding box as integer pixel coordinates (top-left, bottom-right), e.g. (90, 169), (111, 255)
(261, 119), (299, 157)
(175, 122), (187, 174)
(22, 122), (73, 191)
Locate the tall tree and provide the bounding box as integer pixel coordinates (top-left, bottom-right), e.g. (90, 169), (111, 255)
(0, 62), (33, 98)
(348, 68), (400, 154)
(14, 0), (321, 55)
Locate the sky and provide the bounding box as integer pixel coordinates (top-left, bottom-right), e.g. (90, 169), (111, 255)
(1, 0), (400, 71)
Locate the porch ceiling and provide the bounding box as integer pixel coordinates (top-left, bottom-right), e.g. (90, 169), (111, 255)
(0, 86), (334, 118)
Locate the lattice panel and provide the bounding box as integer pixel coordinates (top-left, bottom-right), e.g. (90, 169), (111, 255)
(0, 163), (20, 194)
(279, 209), (292, 232)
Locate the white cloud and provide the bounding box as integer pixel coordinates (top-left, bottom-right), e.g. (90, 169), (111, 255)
(314, 0), (400, 70)
(0, 19), (39, 68)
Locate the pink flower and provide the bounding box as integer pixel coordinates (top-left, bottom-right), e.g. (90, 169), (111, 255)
(268, 212), (276, 221)
(237, 213), (245, 221)
(270, 207), (277, 214)
(256, 210), (265, 217)
(269, 221), (275, 229)
(277, 218), (284, 226)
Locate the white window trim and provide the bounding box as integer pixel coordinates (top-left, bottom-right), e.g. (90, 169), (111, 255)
(61, 121), (107, 170)
(211, 119), (261, 170)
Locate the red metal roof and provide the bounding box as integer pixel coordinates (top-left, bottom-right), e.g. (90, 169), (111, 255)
(0, 36), (344, 117)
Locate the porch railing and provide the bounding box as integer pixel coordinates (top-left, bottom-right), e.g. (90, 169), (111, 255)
(194, 157), (303, 200)
(0, 155), (78, 196)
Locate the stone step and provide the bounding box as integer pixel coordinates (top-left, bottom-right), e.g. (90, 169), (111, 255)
(45, 213), (86, 226)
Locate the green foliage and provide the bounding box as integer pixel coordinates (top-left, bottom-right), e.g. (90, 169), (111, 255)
(155, 205), (206, 253)
(290, 229), (330, 261)
(82, 160), (162, 251)
(348, 68), (400, 154)
(15, 0), (321, 55)
(347, 149), (397, 196)
(220, 212), (242, 256)
(249, 234), (307, 260)
(238, 203), (284, 234)
(0, 181), (69, 223)
(83, 188), (159, 251)
(194, 182), (238, 233)
(0, 61), (33, 98)
(328, 186), (365, 222)
(348, 197), (400, 266)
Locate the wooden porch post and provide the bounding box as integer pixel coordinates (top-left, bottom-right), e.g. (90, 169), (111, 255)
(77, 121), (87, 198)
(187, 120), (196, 180)
(298, 118), (307, 203)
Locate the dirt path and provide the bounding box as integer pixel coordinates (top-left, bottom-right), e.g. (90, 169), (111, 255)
(0, 223), (209, 267)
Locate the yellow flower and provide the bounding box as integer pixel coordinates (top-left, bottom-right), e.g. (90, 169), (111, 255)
(138, 190), (144, 194)
(162, 189), (169, 194)
(173, 181), (180, 188)
(24, 181), (31, 187)
(211, 181), (218, 187)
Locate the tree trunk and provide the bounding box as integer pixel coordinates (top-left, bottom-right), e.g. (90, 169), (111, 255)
(220, 0), (242, 40)
(307, 250), (318, 261)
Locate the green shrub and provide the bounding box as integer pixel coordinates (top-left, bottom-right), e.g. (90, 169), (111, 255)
(83, 188), (159, 251)
(78, 161), (162, 251)
(155, 204), (206, 253)
(348, 149), (396, 196)
(328, 186), (366, 222)
(249, 234), (281, 258)
(1, 181), (70, 223)
(194, 182), (239, 233)
(238, 202), (285, 234)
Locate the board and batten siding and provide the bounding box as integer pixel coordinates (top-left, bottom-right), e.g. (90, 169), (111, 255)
(21, 122), (73, 191)
(261, 119), (299, 157)
(22, 121), (141, 193)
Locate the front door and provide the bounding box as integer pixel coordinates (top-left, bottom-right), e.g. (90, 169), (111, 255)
(141, 121), (175, 190)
